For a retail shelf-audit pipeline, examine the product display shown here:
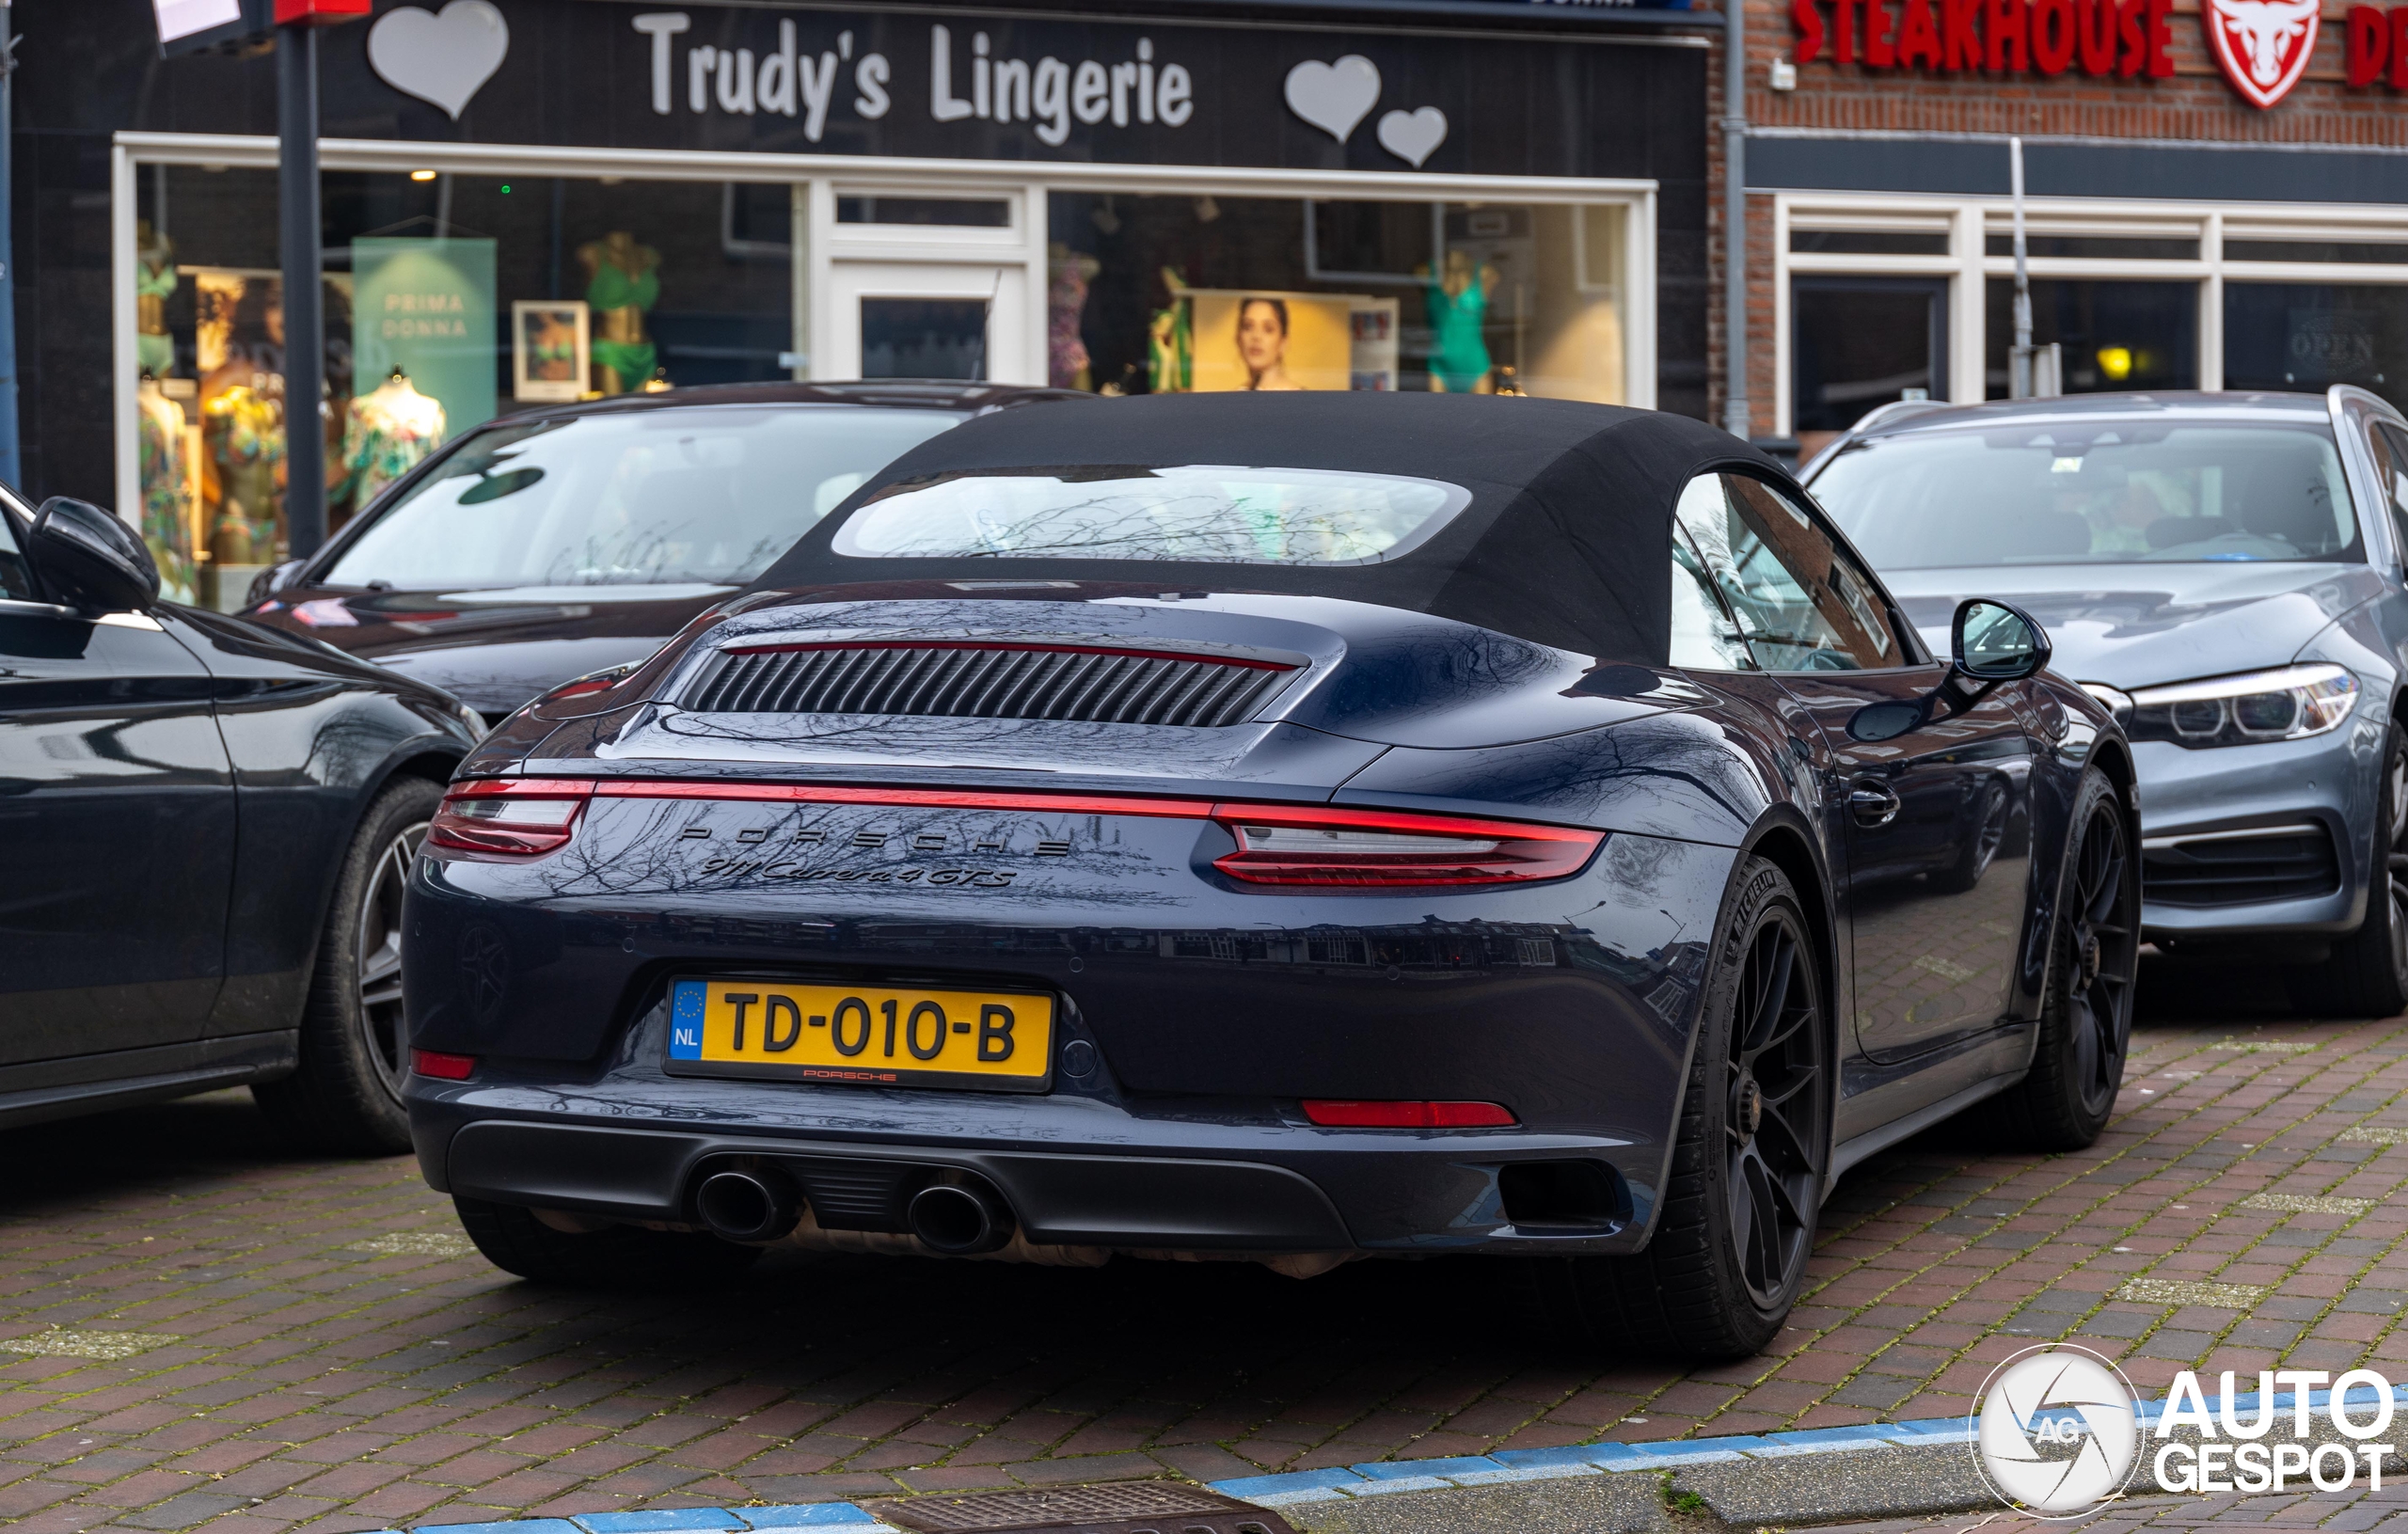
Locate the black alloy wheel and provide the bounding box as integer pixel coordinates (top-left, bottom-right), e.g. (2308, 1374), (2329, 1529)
(1724, 906), (1825, 1311)
(1971, 768), (2137, 1150)
(1519, 855), (1828, 1359)
(252, 776), (446, 1156)
(2290, 721), (2408, 1020)
(356, 817), (424, 1101)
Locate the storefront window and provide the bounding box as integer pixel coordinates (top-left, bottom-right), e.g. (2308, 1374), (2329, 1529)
(1042, 194), (1630, 401)
(131, 166), (793, 608)
(2224, 284), (2408, 412)
(1790, 277), (1947, 438)
(1983, 278), (2196, 398)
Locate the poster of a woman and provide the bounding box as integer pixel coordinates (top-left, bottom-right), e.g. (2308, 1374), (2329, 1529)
(1237, 297), (1303, 391)
(1187, 290), (1354, 392)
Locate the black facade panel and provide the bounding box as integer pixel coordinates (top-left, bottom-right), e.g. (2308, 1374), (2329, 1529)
(1748, 132), (2408, 207)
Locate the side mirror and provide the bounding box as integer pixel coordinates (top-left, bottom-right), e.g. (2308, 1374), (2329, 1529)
(1953, 598), (2051, 680)
(1846, 598), (2051, 744)
(247, 559), (306, 609)
(27, 497), (160, 613)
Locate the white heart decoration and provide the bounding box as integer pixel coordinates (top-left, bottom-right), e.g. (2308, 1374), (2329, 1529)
(367, 0), (511, 121)
(1376, 106), (1449, 167)
(1283, 55), (1382, 144)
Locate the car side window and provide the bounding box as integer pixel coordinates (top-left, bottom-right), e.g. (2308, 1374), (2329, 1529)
(0, 506), (33, 602)
(2368, 422), (2408, 569)
(1673, 471), (1902, 672)
(1670, 519), (1756, 671)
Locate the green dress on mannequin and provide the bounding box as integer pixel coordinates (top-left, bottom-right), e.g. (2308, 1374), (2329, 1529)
(579, 232), (662, 394)
(1419, 250), (1500, 394)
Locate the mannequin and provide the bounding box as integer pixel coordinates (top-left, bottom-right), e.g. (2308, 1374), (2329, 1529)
(136, 372), (197, 603)
(1048, 243), (1100, 391)
(1147, 267), (1192, 395)
(341, 368), (447, 508)
(578, 231), (662, 395)
(135, 221), (177, 381)
(204, 369), (285, 568)
(1417, 249), (1500, 394)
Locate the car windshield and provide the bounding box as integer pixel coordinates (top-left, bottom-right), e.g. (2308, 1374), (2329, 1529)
(1809, 421), (2358, 568)
(321, 404), (964, 591)
(832, 466), (1472, 564)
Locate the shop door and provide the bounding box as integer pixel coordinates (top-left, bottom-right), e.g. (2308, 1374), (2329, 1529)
(825, 263), (1032, 384)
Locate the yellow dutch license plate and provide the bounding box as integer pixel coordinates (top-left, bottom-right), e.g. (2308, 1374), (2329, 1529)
(664, 977), (1054, 1091)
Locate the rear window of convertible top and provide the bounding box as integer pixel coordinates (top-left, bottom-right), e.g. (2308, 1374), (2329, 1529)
(829, 465), (1475, 565)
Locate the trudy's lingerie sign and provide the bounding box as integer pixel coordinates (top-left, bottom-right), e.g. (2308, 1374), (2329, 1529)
(627, 13), (1197, 149)
(315, 0), (1698, 182)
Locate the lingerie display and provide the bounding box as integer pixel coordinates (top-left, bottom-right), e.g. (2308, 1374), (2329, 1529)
(1423, 257), (1497, 394)
(204, 379), (285, 568)
(136, 376), (197, 603)
(580, 233), (662, 395)
(341, 372), (448, 508)
(1147, 267), (1193, 394)
(136, 225), (178, 381)
(1048, 245), (1098, 391)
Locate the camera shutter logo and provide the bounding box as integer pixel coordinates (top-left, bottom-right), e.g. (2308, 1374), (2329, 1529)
(1973, 1346), (2143, 1516)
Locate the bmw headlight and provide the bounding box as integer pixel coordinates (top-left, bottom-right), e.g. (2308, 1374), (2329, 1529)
(2120, 663), (2357, 748)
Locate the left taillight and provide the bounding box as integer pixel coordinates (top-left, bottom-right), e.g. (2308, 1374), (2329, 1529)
(1211, 805), (1603, 887)
(427, 779), (594, 858)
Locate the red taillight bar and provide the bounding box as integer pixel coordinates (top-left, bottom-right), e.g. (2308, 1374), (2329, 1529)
(426, 778), (1605, 885)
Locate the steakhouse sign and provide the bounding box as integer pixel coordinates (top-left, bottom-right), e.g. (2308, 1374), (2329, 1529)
(1791, 0), (2338, 108)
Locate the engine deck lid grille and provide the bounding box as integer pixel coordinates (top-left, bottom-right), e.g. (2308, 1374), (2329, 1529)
(683, 640), (1294, 728)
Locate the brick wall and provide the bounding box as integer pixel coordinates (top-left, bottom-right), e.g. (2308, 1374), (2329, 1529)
(1702, 0), (2408, 434)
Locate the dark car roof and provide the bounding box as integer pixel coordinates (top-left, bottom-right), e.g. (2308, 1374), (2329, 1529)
(1846, 390), (2337, 443)
(753, 391), (1784, 666)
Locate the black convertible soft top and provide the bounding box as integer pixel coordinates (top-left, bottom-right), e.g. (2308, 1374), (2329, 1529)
(754, 392), (1782, 664)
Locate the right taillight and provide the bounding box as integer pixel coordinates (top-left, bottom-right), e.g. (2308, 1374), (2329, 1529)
(1211, 805), (1603, 887)
(427, 779), (594, 857)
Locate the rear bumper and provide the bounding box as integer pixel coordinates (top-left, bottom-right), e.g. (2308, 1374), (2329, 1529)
(407, 1078), (1654, 1256)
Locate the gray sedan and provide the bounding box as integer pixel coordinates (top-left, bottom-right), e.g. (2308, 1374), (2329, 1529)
(1805, 387), (2408, 1016)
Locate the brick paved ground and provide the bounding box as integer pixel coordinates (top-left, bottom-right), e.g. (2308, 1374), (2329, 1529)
(0, 990), (2402, 1534)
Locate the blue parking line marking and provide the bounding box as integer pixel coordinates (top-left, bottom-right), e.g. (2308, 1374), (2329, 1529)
(574, 1512), (748, 1533)
(1352, 1456), (1504, 1480)
(407, 1384), (2297, 1534)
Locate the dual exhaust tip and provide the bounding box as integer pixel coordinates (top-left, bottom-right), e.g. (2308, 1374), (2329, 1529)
(694, 1166), (1015, 1255)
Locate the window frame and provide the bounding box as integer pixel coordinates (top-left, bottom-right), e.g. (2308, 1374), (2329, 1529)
(1774, 193), (2408, 437)
(1676, 467), (1927, 675)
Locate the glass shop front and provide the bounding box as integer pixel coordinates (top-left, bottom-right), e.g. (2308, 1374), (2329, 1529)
(97, 0), (1707, 605)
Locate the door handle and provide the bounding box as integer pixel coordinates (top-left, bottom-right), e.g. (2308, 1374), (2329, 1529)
(1848, 780), (1902, 828)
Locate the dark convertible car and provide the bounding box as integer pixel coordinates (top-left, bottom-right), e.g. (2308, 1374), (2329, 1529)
(402, 395), (2135, 1358)
(2, 493), (479, 1149)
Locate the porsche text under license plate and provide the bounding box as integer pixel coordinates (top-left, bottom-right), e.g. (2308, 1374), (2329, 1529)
(665, 978), (1054, 1090)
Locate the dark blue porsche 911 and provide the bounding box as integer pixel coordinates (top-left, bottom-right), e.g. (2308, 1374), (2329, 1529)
(401, 393), (2135, 1359)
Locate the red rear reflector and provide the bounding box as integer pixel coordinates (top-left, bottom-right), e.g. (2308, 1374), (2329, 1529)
(413, 1050), (477, 1080)
(1212, 805), (1602, 887)
(1303, 1099), (1517, 1129)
